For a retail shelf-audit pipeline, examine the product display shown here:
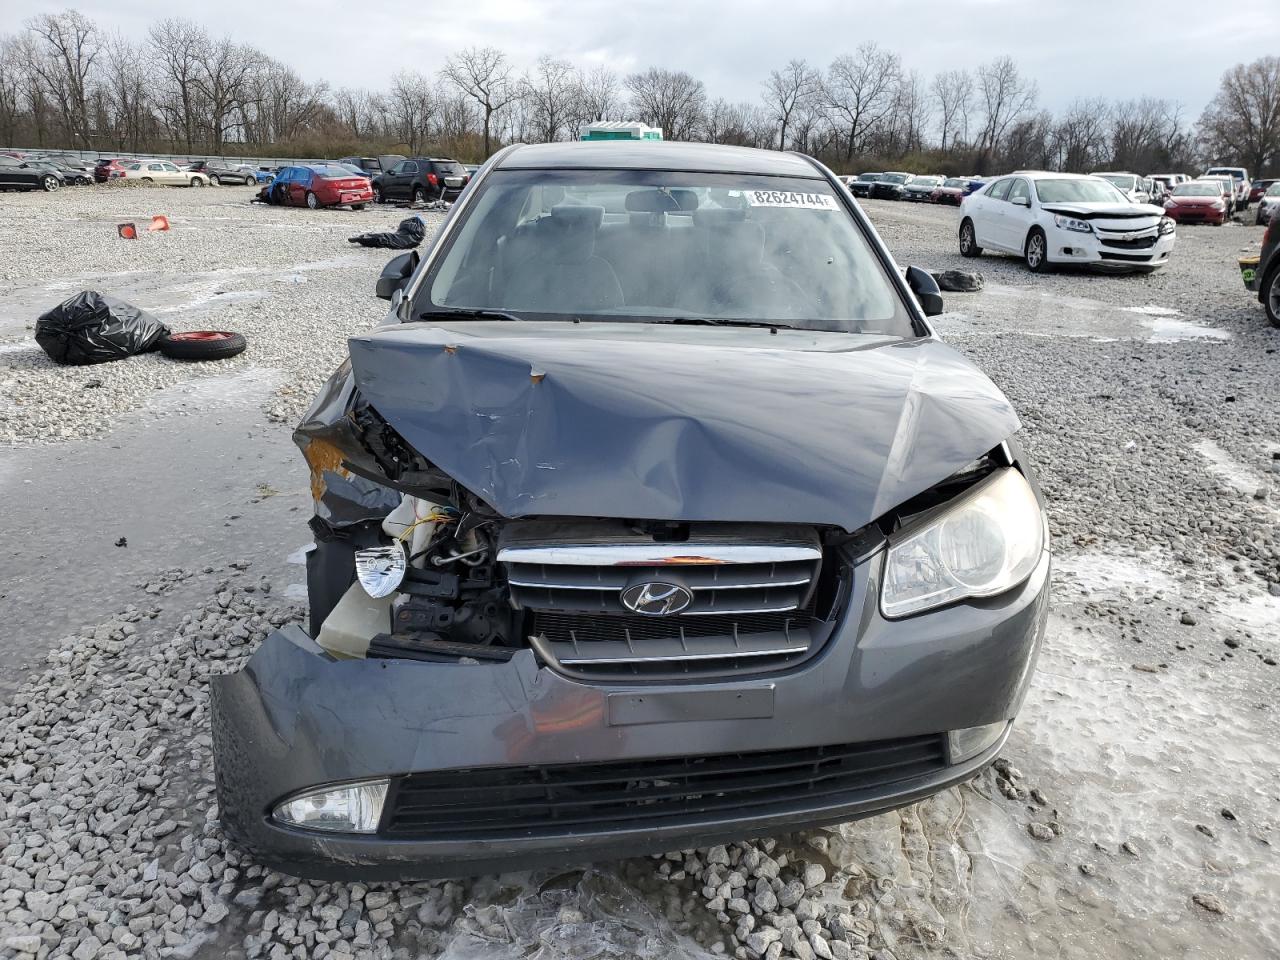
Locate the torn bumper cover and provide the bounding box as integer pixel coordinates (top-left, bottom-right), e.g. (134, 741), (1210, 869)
(210, 547), (1049, 882)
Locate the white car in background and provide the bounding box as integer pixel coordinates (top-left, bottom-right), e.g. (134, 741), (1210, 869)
(1092, 171), (1151, 204)
(1204, 166), (1250, 208)
(958, 171), (1176, 273)
(121, 160), (210, 188)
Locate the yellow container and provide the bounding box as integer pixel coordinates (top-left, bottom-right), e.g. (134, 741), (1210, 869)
(1239, 255), (1260, 292)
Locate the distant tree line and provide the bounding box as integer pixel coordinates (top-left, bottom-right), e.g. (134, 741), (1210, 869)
(1, 10), (1277, 177)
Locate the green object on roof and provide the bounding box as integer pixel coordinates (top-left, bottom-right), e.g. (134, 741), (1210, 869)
(581, 121), (663, 141)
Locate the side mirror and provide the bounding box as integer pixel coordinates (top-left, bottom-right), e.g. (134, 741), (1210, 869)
(1012, 196), (1030, 207)
(905, 265), (944, 317)
(375, 250), (419, 301)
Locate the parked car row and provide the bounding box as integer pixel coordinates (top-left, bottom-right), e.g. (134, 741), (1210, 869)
(843, 172), (985, 205)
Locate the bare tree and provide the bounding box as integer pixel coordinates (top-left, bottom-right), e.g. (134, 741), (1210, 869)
(893, 69), (931, 155)
(624, 67), (706, 141)
(576, 65), (619, 127)
(100, 32), (151, 151)
(931, 68), (973, 154)
(148, 19), (207, 151)
(1199, 56), (1280, 174)
(388, 71), (435, 153)
(523, 55), (579, 143)
(763, 58), (818, 151)
(0, 37), (26, 145)
(190, 36), (261, 153)
(1052, 98), (1111, 171)
(441, 47), (521, 158)
(25, 10), (101, 147)
(821, 44), (902, 162)
(250, 61), (327, 145)
(976, 56), (1037, 162)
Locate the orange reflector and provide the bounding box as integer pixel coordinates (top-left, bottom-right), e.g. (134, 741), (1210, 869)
(117, 223), (137, 239)
(148, 215), (170, 232)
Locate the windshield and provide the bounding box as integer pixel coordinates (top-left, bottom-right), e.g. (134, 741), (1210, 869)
(1267, 184), (1280, 197)
(1173, 183), (1219, 197)
(881, 173), (910, 184)
(912, 176), (943, 187)
(418, 169), (913, 336)
(1206, 168), (1244, 180)
(857, 174), (881, 182)
(942, 178), (964, 188)
(1034, 179), (1127, 203)
(1096, 174), (1136, 191)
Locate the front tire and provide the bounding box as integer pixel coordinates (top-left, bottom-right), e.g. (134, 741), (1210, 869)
(190, 177), (203, 188)
(41, 175), (59, 192)
(1263, 263), (1280, 329)
(372, 184), (383, 203)
(959, 218), (982, 257)
(305, 191), (319, 210)
(210, 174), (221, 185)
(1024, 227), (1052, 273)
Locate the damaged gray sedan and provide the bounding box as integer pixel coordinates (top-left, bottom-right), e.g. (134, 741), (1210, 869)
(211, 142), (1050, 881)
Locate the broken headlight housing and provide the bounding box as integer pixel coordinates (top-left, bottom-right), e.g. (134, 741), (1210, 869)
(1158, 216), (1176, 235)
(1052, 214), (1092, 234)
(881, 468), (1044, 618)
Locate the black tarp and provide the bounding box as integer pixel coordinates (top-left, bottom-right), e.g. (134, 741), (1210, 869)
(347, 216), (426, 250)
(35, 291), (170, 365)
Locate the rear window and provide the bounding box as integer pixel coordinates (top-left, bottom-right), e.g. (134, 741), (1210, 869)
(431, 161), (466, 175)
(310, 165), (360, 178)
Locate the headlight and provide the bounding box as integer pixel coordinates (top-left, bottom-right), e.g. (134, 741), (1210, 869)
(1212, 200), (1225, 210)
(1052, 214), (1092, 234)
(1158, 216), (1176, 235)
(881, 468), (1044, 618)
(273, 779), (389, 833)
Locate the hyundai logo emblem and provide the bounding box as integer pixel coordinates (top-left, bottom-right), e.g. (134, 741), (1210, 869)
(620, 581), (694, 616)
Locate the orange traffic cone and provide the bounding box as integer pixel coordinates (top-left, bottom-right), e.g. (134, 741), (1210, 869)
(148, 215), (170, 232)
(117, 223), (137, 239)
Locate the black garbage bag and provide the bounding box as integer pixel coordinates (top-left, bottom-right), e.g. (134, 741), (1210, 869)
(347, 216), (426, 250)
(931, 270), (984, 292)
(35, 291), (170, 365)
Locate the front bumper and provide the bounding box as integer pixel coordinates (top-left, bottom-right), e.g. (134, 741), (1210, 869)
(1047, 227), (1177, 269)
(212, 548), (1050, 881)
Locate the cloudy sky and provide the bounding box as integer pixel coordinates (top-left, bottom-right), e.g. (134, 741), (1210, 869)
(10, 0), (1280, 117)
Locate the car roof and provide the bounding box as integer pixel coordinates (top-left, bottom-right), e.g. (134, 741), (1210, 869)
(496, 141), (822, 177)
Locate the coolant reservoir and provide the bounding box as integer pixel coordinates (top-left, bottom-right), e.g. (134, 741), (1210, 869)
(381, 495), (439, 566)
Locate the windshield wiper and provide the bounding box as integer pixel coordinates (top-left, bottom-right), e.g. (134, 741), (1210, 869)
(418, 307), (526, 323)
(666, 317), (795, 330)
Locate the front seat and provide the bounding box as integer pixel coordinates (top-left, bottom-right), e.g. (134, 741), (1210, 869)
(501, 204), (623, 314)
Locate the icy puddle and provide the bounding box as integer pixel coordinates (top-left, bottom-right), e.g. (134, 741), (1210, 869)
(937, 286), (1232, 342)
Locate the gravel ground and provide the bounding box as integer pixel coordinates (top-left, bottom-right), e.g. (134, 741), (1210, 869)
(1, 190), (1277, 960)
(0, 185), (444, 443)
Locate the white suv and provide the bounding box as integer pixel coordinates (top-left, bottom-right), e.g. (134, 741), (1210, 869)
(1204, 166), (1251, 208)
(958, 171), (1176, 273)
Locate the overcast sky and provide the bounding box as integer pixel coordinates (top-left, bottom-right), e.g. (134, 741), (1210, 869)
(9, 0), (1280, 119)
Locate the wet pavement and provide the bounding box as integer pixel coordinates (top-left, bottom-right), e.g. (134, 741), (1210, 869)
(0, 366), (308, 694)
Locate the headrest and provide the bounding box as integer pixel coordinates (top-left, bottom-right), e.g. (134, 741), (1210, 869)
(625, 189), (700, 213)
(692, 207), (749, 228)
(549, 203), (604, 228)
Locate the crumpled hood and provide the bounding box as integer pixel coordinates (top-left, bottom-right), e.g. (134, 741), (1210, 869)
(1040, 201), (1165, 220)
(346, 322), (1020, 531)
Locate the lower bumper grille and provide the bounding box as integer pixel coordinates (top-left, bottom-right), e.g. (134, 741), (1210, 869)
(381, 735), (948, 839)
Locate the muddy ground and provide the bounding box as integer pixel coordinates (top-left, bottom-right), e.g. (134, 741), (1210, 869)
(0, 186), (1277, 960)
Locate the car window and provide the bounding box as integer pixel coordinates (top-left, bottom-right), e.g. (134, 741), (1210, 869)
(1008, 179), (1030, 204)
(400, 161), (418, 175)
(1034, 179), (1126, 203)
(432, 161), (466, 176)
(988, 179), (1012, 201)
(421, 170), (914, 337)
(1267, 184), (1280, 196)
(162, 163), (179, 172)
(148, 163), (164, 171)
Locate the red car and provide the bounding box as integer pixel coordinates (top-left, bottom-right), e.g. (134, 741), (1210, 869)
(1163, 181), (1228, 225)
(93, 158), (132, 183)
(1249, 178), (1277, 204)
(260, 164), (373, 209)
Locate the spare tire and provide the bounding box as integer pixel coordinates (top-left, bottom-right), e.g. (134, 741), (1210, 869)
(158, 330), (247, 361)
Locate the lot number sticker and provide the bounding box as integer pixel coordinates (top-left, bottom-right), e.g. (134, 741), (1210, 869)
(743, 190), (838, 210)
